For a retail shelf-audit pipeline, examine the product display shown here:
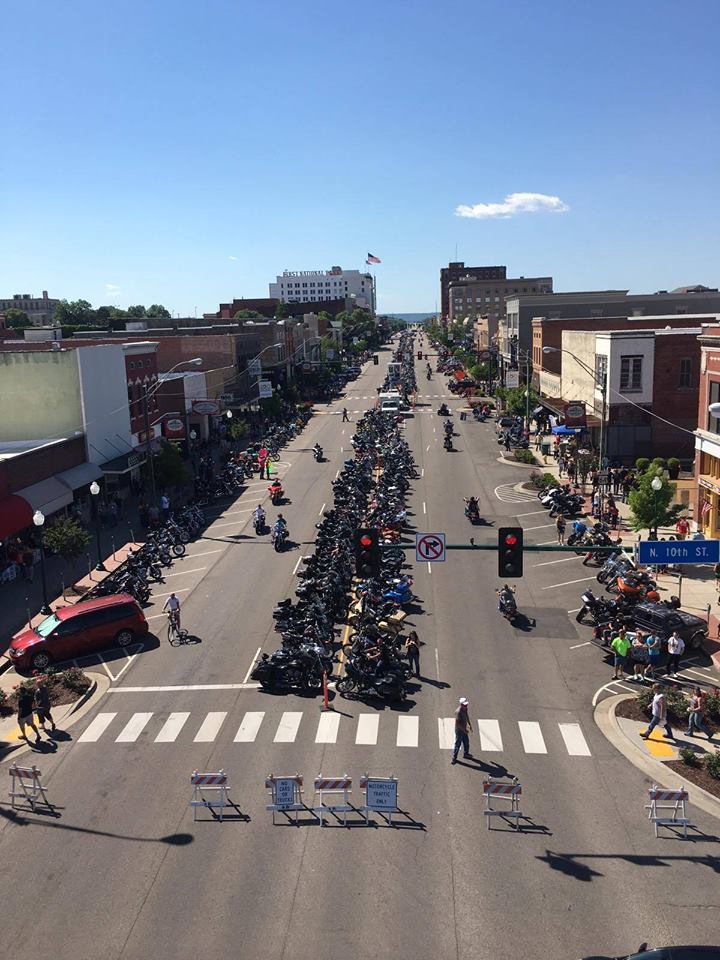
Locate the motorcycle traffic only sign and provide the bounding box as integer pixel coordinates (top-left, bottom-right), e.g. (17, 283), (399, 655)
(415, 533), (446, 563)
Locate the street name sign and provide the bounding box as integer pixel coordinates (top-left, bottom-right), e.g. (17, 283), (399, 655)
(638, 539), (720, 565)
(416, 532), (446, 562)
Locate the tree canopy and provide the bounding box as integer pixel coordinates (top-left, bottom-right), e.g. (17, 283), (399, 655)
(3, 308), (30, 328)
(628, 467), (682, 536)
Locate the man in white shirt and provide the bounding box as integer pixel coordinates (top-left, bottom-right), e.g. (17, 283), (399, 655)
(641, 683), (673, 739)
(666, 631), (685, 677)
(162, 592), (181, 630)
(160, 493), (171, 522)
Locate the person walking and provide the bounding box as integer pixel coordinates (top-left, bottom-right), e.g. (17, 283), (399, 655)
(641, 683), (674, 740)
(342, 407), (350, 423)
(685, 687), (714, 739)
(17, 686), (41, 744)
(160, 493), (171, 523)
(34, 676), (56, 733)
(644, 632), (661, 681)
(556, 514), (566, 545)
(666, 631), (685, 676)
(451, 697), (473, 763)
(405, 630), (420, 677)
(611, 628), (631, 681)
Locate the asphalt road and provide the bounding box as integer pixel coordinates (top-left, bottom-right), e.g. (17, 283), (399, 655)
(1, 338), (719, 960)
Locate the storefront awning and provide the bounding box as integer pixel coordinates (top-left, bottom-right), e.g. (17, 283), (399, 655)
(56, 462), (103, 491)
(101, 452), (146, 476)
(0, 494), (34, 540)
(15, 477), (73, 517)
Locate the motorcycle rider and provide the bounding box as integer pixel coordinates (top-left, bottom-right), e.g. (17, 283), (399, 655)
(268, 477), (283, 502)
(253, 503), (266, 531)
(313, 442), (323, 461)
(497, 583), (515, 613)
(464, 496), (479, 519)
(443, 434), (453, 450)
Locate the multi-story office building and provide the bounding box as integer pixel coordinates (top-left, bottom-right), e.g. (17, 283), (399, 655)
(448, 272), (553, 346)
(440, 263), (507, 319)
(269, 266), (374, 312)
(0, 291), (59, 326)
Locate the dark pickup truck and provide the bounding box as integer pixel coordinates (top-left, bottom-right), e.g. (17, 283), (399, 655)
(629, 602), (708, 650)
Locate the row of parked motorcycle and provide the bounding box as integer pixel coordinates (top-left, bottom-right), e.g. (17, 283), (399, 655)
(252, 334), (421, 700)
(575, 550), (679, 626)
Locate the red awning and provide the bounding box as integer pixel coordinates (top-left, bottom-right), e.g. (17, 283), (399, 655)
(0, 494), (34, 540)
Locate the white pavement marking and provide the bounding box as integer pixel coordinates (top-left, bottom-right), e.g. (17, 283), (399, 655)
(534, 556), (579, 567)
(155, 712), (190, 742)
(292, 556), (302, 575)
(318, 503), (326, 516)
(518, 721), (547, 753)
(274, 711), (303, 743)
(423, 501), (427, 514)
(538, 539), (557, 545)
(426, 444), (430, 452)
(591, 679), (636, 707)
(542, 576), (596, 590)
(355, 714), (379, 745)
(477, 719), (503, 752)
(78, 712), (117, 742)
(153, 587), (192, 599)
(438, 718), (455, 750)
(184, 549), (224, 559)
(107, 684), (260, 692)
(435, 648), (440, 678)
(193, 712), (227, 742)
(421, 468), (425, 478)
(567, 608), (583, 614)
(517, 510), (548, 517)
(315, 712), (341, 743)
(162, 566), (209, 579)
(427, 561), (432, 574)
(570, 641), (592, 649)
(522, 523), (556, 532)
(243, 647), (262, 684)
(115, 712), (153, 742)
(209, 519), (255, 530)
(558, 722), (592, 756)
(234, 712), (265, 742)
(396, 715), (419, 747)
(335, 470), (339, 479)
(97, 646), (142, 683)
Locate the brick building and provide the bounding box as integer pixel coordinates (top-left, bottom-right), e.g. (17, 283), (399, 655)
(439, 263), (506, 319)
(693, 327), (720, 535)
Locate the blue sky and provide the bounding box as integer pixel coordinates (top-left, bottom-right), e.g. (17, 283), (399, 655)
(2, 0), (719, 314)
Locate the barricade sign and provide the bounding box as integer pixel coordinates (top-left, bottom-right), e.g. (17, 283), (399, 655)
(359, 774), (399, 824)
(645, 784), (690, 838)
(266, 774), (304, 823)
(482, 777), (522, 830)
(189, 769), (231, 822)
(313, 774), (353, 826)
(9, 763), (52, 813)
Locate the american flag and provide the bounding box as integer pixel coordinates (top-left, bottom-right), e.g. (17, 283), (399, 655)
(366, 253), (381, 264)
(701, 499), (712, 518)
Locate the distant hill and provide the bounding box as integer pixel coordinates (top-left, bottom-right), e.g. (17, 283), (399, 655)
(382, 312), (437, 324)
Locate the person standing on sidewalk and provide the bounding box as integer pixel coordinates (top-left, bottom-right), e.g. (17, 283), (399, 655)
(666, 631), (685, 677)
(451, 697), (473, 763)
(34, 676), (56, 733)
(641, 684), (674, 740)
(257, 445), (269, 480)
(686, 687), (714, 739)
(17, 686), (41, 744)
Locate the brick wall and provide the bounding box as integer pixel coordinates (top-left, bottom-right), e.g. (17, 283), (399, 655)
(0, 437), (86, 498)
(650, 332), (702, 460)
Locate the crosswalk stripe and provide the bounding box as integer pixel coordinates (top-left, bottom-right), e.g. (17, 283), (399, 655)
(315, 712), (340, 743)
(274, 711), (303, 743)
(558, 722), (591, 756)
(397, 715), (419, 747)
(78, 712), (117, 743)
(193, 712), (227, 742)
(477, 719), (503, 752)
(234, 711), (265, 743)
(116, 712), (153, 743)
(518, 721), (547, 754)
(438, 718), (454, 750)
(155, 712), (190, 742)
(355, 714), (379, 745)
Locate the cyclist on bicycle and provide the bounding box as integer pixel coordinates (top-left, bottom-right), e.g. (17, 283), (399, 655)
(162, 592), (182, 631)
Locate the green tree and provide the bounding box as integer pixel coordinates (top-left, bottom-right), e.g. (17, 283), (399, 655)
(628, 468), (683, 537)
(233, 309), (265, 320)
(153, 441), (190, 489)
(227, 419), (249, 442)
(42, 517), (91, 563)
(274, 302), (290, 319)
(147, 304), (171, 319)
(3, 307), (31, 328)
(54, 299), (95, 325)
(499, 385), (539, 417)
(126, 305), (147, 319)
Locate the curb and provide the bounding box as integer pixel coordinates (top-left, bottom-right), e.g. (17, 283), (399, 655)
(594, 693), (720, 822)
(496, 455), (541, 470)
(0, 671), (109, 764)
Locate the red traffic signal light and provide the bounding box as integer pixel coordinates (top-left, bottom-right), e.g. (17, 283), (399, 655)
(498, 526), (523, 577)
(359, 535), (373, 549)
(354, 528), (381, 578)
(504, 533), (518, 546)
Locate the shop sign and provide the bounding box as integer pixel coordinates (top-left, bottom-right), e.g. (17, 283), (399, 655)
(164, 418), (186, 439)
(192, 399), (221, 416)
(505, 370), (520, 388)
(699, 477), (720, 496)
(564, 401), (587, 428)
(258, 380), (274, 399)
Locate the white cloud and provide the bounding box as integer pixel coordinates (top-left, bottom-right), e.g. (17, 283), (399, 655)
(227, 255), (238, 261)
(455, 192), (569, 220)
(104, 283), (120, 300)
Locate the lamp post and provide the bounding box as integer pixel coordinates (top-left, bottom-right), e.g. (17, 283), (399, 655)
(651, 474), (663, 540)
(89, 480), (106, 572)
(32, 510), (52, 615)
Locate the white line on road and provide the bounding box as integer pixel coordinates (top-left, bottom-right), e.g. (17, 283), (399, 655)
(184, 549), (224, 559)
(274, 711), (303, 743)
(161, 566), (209, 579)
(243, 646), (262, 684)
(570, 641), (592, 649)
(534, 556), (579, 567)
(518, 721), (547, 753)
(559, 722), (591, 756)
(435, 648), (440, 678)
(340, 446), (344, 452)
(477, 719), (503, 752)
(426, 444), (430, 452)
(234, 711), (265, 742)
(422, 501), (427, 514)
(396, 715), (419, 747)
(427, 561), (432, 574)
(155, 712), (190, 742)
(315, 712), (340, 743)
(542, 576), (596, 590)
(78, 712), (117, 742)
(292, 556), (303, 575)
(194, 712), (227, 742)
(335, 470), (339, 479)
(355, 714), (379, 745)
(591, 679), (635, 707)
(153, 587), (192, 599)
(438, 718), (454, 750)
(421, 467), (425, 477)
(517, 510), (548, 517)
(318, 502), (326, 516)
(115, 712), (153, 742)
(107, 683), (260, 692)
(537, 539), (557, 545)
(567, 608), (582, 614)
(522, 523), (556, 532)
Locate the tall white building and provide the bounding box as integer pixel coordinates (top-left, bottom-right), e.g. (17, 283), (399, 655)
(269, 265), (375, 312)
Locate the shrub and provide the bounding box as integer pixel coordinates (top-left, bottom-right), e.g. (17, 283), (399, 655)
(651, 457), (667, 470)
(702, 689), (720, 723)
(635, 458), (650, 472)
(679, 746), (699, 766)
(667, 458), (680, 469)
(529, 471), (559, 490)
(703, 751), (720, 780)
(636, 688), (653, 712)
(0, 689), (8, 711)
(514, 449), (536, 464)
(664, 687), (691, 722)
(60, 666), (90, 692)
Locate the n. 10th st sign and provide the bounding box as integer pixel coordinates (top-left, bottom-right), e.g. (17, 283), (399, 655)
(638, 539), (720, 565)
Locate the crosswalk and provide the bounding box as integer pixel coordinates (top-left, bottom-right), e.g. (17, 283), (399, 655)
(494, 482), (537, 504)
(77, 710), (592, 757)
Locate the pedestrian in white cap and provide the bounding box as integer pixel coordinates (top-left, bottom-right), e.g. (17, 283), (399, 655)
(452, 697), (473, 763)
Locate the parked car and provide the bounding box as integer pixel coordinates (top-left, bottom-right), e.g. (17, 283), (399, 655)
(628, 602), (708, 650)
(5, 593), (150, 671)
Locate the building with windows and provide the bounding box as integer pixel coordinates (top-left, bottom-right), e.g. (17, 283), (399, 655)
(693, 327), (720, 534)
(448, 272), (553, 345)
(0, 291), (60, 326)
(440, 263), (507, 319)
(269, 266), (374, 312)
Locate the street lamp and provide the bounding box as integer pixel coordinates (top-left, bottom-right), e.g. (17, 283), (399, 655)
(708, 403), (720, 418)
(32, 510), (52, 615)
(651, 474), (663, 540)
(89, 480), (106, 572)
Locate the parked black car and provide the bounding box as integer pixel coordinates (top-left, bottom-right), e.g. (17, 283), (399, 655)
(628, 602), (708, 650)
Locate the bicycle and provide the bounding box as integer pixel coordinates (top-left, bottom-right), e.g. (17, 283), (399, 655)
(167, 610), (189, 645)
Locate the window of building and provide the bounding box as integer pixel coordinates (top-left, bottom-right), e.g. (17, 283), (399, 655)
(595, 354), (608, 384)
(129, 361), (135, 369)
(620, 355), (643, 392)
(708, 381), (720, 434)
(679, 357), (692, 388)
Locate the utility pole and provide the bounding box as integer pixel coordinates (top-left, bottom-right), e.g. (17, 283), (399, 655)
(144, 393), (158, 507)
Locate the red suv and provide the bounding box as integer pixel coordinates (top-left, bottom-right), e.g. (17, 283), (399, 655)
(6, 594), (149, 672)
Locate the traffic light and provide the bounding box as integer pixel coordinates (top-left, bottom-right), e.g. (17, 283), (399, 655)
(498, 527), (524, 578)
(354, 527), (381, 578)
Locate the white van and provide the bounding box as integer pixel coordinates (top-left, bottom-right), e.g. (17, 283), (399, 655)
(380, 399), (401, 415)
(379, 391), (402, 404)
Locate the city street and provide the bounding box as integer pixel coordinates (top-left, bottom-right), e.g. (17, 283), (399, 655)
(1, 342), (719, 960)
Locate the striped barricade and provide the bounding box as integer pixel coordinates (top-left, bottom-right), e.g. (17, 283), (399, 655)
(265, 774), (305, 824)
(9, 763), (52, 813)
(482, 778), (523, 830)
(189, 770), (231, 822)
(313, 775), (353, 826)
(359, 774), (399, 825)
(645, 784), (690, 838)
